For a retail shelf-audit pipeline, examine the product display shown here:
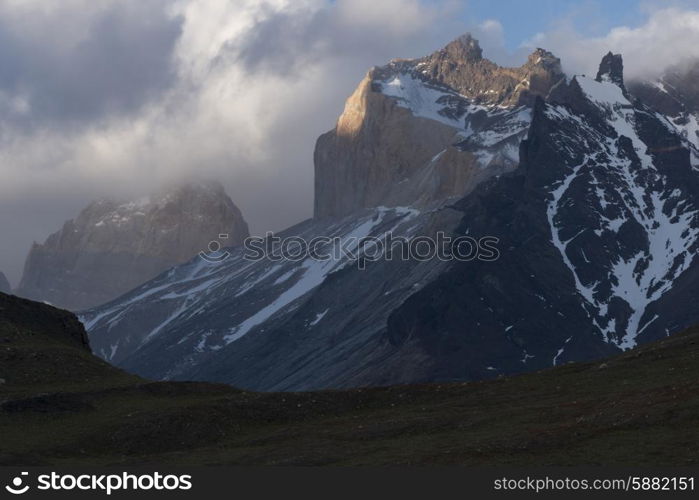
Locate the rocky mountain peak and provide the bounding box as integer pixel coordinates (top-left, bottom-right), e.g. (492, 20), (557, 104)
(442, 33), (483, 62)
(526, 48), (562, 71)
(596, 51), (625, 90)
(314, 35), (568, 219)
(15, 181), (250, 311)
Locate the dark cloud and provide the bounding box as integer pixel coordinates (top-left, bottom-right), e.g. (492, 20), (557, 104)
(0, 1), (182, 127)
(234, 8), (324, 76)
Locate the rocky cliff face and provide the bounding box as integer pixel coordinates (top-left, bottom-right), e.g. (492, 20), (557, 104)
(314, 34), (564, 218)
(16, 182), (249, 311)
(597, 52), (626, 91)
(0, 272), (10, 294)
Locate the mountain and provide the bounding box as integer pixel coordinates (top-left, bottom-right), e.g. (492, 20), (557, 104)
(82, 206), (460, 386)
(0, 272), (10, 294)
(83, 35), (699, 391)
(3, 292), (699, 465)
(15, 181), (249, 311)
(314, 35), (563, 218)
(384, 52), (699, 378)
(627, 58), (699, 152)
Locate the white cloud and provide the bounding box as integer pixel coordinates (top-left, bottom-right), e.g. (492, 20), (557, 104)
(0, 0), (456, 203)
(333, 0), (440, 36)
(478, 19), (505, 44)
(522, 7), (699, 79)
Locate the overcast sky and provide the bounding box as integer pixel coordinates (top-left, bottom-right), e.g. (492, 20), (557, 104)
(2, 0), (699, 285)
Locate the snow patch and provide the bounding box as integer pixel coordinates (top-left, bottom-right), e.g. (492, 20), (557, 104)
(309, 309), (329, 327)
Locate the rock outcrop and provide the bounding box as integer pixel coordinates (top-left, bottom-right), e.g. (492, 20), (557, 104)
(596, 51), (626, 91)
(16, 181), (249, 311)
(0, 292), (91, 351)
(314, 34), (564, 218)
(404, 35), (564, 107)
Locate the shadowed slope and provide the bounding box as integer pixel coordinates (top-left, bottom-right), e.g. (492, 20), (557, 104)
(1, 292), (699, 465)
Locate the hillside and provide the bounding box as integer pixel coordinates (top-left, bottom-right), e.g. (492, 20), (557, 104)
(1, 292), (698, 465)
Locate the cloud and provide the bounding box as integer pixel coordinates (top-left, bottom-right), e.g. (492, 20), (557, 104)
(470, 18), (529, 67)
(0, 0), (460, 196)
(3, 0), (699, 286)
(0, 0), (470, 284)
(0, 0), (181, 126)
(522, 7), (699, 79)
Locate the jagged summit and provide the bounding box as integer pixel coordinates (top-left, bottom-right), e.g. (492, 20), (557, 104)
(596, 51), (625, 91)
(526, 48), (562, 71)
(16, 181), (250, 311)
(380, 34), (565, 107)
(442, 33), (483, 62)
(548, 51), (632, 112)
(313, 33), (566, 218)
(437, 34), (559, 72)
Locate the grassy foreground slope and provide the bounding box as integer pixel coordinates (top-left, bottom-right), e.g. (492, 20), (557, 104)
(1, 292), (697, 465)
